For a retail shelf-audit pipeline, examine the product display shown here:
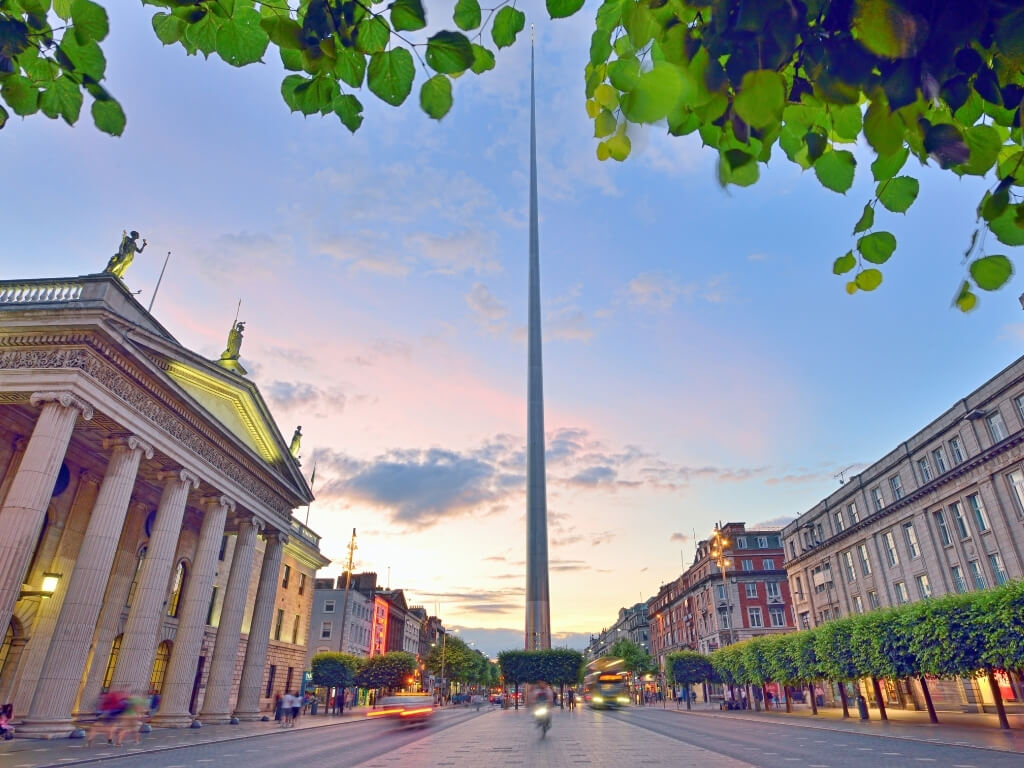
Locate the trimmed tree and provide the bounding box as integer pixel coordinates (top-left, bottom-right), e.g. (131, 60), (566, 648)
(667, 650), (713, 710)
(355, 651), (418, 695)
(311, 652), (362, 714)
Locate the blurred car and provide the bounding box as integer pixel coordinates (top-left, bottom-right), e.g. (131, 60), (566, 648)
(366, 694), (434, 727)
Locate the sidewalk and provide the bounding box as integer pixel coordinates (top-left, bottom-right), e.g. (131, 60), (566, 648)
(662, 699), (1024, 753)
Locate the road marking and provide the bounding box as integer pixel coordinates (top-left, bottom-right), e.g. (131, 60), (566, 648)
(857, 747), (873, 751)
(915, 759), (936, 763)
(882, 753), (901, 756)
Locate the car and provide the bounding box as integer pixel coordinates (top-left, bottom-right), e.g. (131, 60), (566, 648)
(366, 694), (434, 727)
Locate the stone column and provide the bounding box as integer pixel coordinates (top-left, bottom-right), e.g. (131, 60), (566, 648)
(109, 469), (199, 694)
(151, 495), (233, 727)
(0, 392), (92, 639)
(21, 435), (153, 737)
(199, 514), (262, 724)
(233, 530), (286, 720)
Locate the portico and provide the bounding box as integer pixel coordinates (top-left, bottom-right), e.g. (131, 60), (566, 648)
(0, 272), (328, 737)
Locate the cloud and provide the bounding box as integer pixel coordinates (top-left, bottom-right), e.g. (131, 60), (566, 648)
(755, 515), (797, 529)
(405, 230), (500, 276)
(466, 283), (509, 336)
(547, 307), (594, 342)
(569, 466), (616, 486)
(263, 345), (315, 369)
(625, 272), (688, 310)
(264, 380), (347, 415)
(591, 530), (614, 546)
(670, 532), (691, 544)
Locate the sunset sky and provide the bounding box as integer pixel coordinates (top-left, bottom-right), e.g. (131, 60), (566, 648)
(4, 3), (1024, 656)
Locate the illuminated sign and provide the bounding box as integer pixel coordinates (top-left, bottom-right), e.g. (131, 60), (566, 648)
(371, 596), (389, 656)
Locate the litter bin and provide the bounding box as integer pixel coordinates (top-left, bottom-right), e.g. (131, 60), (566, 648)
(856, 696), (869, 720)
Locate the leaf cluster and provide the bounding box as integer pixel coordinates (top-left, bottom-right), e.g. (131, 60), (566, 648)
(608, 637), (654, 676)
(310, 651), (362, 689)
(354, 650), (417, 689)
(665, 649), (712, 685)
(497, 648), (586, 685)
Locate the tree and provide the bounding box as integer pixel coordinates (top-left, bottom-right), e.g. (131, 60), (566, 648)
(3, 2), (1022, 305)
(423, 634), (476, 684)
(609, 637), (653, 677)
(310, 651), (361, 714)
(355, 651), (417, 692)
(666, 650), (712, 710)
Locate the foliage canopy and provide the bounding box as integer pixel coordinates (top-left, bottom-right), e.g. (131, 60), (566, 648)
(1, 1), (1023, 303)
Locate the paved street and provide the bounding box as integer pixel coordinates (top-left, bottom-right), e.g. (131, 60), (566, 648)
(1, 705), (1022, 768)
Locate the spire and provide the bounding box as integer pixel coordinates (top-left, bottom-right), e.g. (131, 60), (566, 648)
(525, 26), (551, 651)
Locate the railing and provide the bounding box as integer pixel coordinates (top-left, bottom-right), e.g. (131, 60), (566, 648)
(0, 281), (84, 304)
(290, 516), (321, 546)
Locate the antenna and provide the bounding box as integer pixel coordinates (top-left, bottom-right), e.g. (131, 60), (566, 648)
(834, 465), (856, 485)
(147, 251), (171, 313)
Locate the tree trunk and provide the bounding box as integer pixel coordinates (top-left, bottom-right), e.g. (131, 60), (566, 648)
(761, 684), (770, 711)
(686, 683), (692, 710)
(918, 676), (938, 724)
(809, 682), (818, 715)
(339, 686), (346, 715)
(838, 681), (850, 718)
(784, 685), (792, 713)
(987, 667), (1011, 730)
(871, 677), (887, 721)
(560, 683), (565, 709)
(514, 682), (519, 711)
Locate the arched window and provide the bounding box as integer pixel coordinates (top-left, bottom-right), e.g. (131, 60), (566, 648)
(167, 560), (187, 618)
(149, 640), (172, 694)
(103, 634), (122, 692)
(126, 546), (147, 609)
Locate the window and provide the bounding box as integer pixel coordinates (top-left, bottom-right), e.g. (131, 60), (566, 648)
(218, 534), (228, 561)
(799, 611), (811, 630)
(292, 614), (300, 644)
(889, 474), (904, 500)
(932, 447), (947, 474)
(903, 522), (920, 558)
(1007, 469), (1024, 519)
(1016, 394), (1024, 424)
(918, 458), (932, 483)
(788, 541), (797, 559)
(847, 502), (859, 524)
(769, 606), (785, 627)
(747, 607), (763, 628)
(915, 574), (932, 599)
(815, 523), (824, 542)
(967, 493), (989, 532)
(206, 586), (219, 626)
(736, 536), (748, 549)
(868, 591), (880, 609)
(266, 665), (276, 698)
(741, 559), (754, 571)
(858, 544), (872, 576)
(934, 510), (952, 547)
(894, 581), (909, 605)
(766, 581), (781, 599)
(871, 486), (885, 512)
(794, 576), (803, 599)
(715, 584), (726, 600)
(951, 565), (968, 593)
(763, 558), (775, 570)
(757, 536), (769, 548)
(745, 583), (758, 598)
(324, 599), (335, 613)
(298, 573), (306, 596)
(150, 640), (171, 694)
(950, 501), (970, 539)
(834, 510), (845, 533)
(103, 634), (122, 692)
(126, 546), (147, 609)
(282, 564), (291, 589)
(969, 560), (986, 590)
(987, 411), (1008, 442)
(167, 560), (187, 618)
(275, 608), (285, 641)
(989, 553), (1008, 586)
(883, 530), (900, 566)
(719, 612), (731, 629)
(852, 595), (864, 613)
(950, 436), (965, 465)
(320, 620), (332, 639)
(843, 550), (857, 582)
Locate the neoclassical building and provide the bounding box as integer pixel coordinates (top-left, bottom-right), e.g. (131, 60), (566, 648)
(0, 271), (328, 736)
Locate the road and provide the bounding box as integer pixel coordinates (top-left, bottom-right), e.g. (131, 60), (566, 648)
(2, 705), (1020, 768)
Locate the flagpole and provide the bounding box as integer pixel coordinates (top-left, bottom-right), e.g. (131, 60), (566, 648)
(147, 251), (171, 313)
(304, 460), (317, 526)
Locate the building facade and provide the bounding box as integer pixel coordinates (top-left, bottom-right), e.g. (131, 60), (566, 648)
(309, 576), (372, 657)
(648, 523), (794, 673)
(585, 602), (650, 660)
(783, 356), (1024, 713)
(0, 272), (328, 735)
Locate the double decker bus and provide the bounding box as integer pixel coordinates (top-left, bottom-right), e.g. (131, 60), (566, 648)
(583, 657), (630, 709)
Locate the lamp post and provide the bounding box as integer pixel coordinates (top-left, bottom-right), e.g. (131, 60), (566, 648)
(709, 526), (734, 647)
(19, 572), (61, 599)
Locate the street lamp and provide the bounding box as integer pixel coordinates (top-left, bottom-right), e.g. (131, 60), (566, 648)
(19, 572), (61, 599)
(709, 527), (734, 647)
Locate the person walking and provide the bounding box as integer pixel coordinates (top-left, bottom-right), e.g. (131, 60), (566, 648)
(567, 689), (576, 711)
(281, 692), (294, 727)
(291, 692), (301, 726)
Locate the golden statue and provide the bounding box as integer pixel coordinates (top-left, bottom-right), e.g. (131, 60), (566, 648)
(289, 426), (302, 458)
(105, 230), (147, 279)
(215, 321), (248, 375)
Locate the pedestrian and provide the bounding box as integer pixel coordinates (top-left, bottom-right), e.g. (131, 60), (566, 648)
(291, 691), (301, 725)
(568, 689), (576, 711)
(765, 689), (774, 710)
(274, 692), (283, 721)
(281, 692), (293, 727)
(114, 695), (148, 746)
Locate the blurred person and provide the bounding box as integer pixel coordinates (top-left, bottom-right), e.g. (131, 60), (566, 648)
(114, 695), (148, 746)
(291, 691), (301, 725)
(281, 692), (294, 727)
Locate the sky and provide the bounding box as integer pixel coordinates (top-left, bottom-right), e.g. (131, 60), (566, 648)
(3, 3), (1024, 658)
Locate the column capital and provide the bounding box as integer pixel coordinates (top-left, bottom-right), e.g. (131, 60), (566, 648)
(78, 469), (104, 486)
(200, 494), (236, 514)
(101, 435), (155, 460)
(264, 528), (289, 546)
(30, 391), (94, 421)
(157, 467), (200, 491)
(238, 513), (265, 535)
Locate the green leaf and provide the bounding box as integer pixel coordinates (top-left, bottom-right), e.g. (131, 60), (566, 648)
(594, 108), (616, 138)
(858, 231), (897, 264)
(590, 29), (612, 66)
(991, 206), (1024, 246)
(620, 62), (684, 124)
(1, 75), (38, 116)
(91, 97), (125, 136)
(814, 149), (856, 193)
(367, 47), (415, 106)
(259, 15), (302, 50)
(871, 146), (909, 181)
(356, 16), (390, 54)
(969, 255), (1013, 291)
(54, 0), (72, 20)
(833, 251), (857, 274)
(608, 57), (640, 92)
(605, 130), (631, 161)
(954, 281), (977, 312)
(853, 203), (874, 234)
(863, 100), (904, 156)
(281, 74), (339, 115)
(152, 12), (186, 45)
(216, 12), (268, 67)
(547, 0), (585, 19)
(280, 48), (303, 71)
(877, 176), (919, 213)
(390, 0), (427, 32)
(492, 6), (525, 49)
(185, 12), (220, 57)
(71, 0), (109, 43)
(419, 73), (452, 119)
(59, 34), (106, 81)
(426, 31), (474, 74)
(854, 0), (924, 59)
(594, 83), (618, 110)
(335, 46), (367, 88)
(960, 125), (1003, 177)
(831, 104), (862, 141)
(855, 268), (883, 291)
(733, 70), (785, 129)
(332, 93), (363, 133)
(453, 0), (481, 30)
(470, 44), (494, 75)
(39, 75), (82, 124)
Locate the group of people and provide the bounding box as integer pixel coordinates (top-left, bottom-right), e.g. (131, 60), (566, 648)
(86, 691), (159, 747)
(273, 691), (305, 727)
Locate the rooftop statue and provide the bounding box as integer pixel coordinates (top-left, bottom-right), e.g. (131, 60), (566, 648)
(289, 426), (302, 458)
(215, 320), (248, 375)
(104, 230), (147, 279)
